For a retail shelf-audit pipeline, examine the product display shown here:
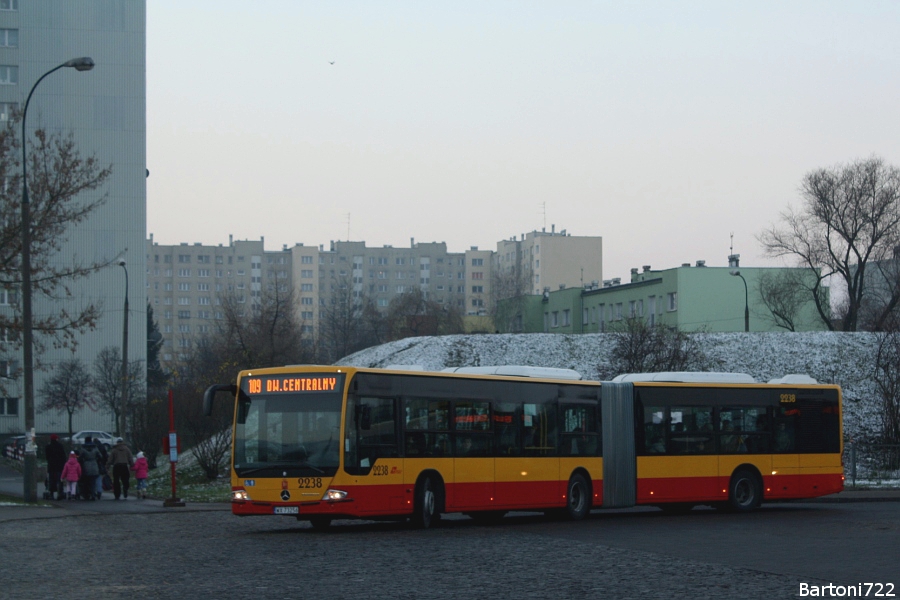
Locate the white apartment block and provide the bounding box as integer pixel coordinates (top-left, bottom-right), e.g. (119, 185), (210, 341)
(146, 235), (293, 365)
(0, 2), (146, 436)
(496, 226), (603, 295)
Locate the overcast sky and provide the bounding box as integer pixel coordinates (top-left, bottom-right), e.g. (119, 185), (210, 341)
(146, 1), (900, 280)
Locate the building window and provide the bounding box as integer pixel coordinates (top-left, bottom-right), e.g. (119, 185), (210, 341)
(471, 272), (483, 280)
(472, 258), (484, 266)
(301, 270), (313, 278)
(198, 297), (211, 305)
(378, 298), (388, 307)
(301, 255), (313, 264)
(0, 102), (17, 122)
(551, 311), (559, 328)
(301, 283), (313, 292)
(0, 65), (17, 85)
(0, 29), (16, 48)
(178, 283), (190, 291)
(471, 286), (483, 293)
(562, 309), (571, 326)
(198, 269), (210, 277)
(301, 297), (313, 305)
(198, 283), (210, 291)
(0, 397), (18, 416)
(178, 254), (190, 263)
(178, 269), (190, 277)
(177, 310), (190, 319)
(301, 311), (314, 320)
(178, 297), (190, 305)
(0, 0), (19, 10)
(667, 292), (678, 311)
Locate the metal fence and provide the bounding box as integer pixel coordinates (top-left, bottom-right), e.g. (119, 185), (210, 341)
(844, 442), (900, 487)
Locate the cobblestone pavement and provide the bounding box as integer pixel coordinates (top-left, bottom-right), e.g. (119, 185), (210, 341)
(1, 510), (820, 599)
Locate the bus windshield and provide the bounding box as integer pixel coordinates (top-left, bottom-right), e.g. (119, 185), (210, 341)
(233, 380), (344, 477)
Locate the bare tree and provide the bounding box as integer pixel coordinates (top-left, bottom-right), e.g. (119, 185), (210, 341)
(756, 269), (816, 332)
(491, 259), (533, 332)
(318, 274), (382, 363)
(602, 318), (707, 379)
(91, 346), (143, 437)
(38, 358), (94, 438)
(759, 157), (900, 331)
(384, 288), (464, 341)
(873, 330), (900, 443)
(857, 250), (900, 331)
(213, 286), (310, 368)
(0, 124), (114, 373)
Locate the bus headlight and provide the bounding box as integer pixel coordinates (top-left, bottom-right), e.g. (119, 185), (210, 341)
(323, 488), (348, 502)
(232, 489), (251, 502)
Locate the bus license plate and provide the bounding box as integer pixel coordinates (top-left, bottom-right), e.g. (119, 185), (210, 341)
(274, 506), (298, 515)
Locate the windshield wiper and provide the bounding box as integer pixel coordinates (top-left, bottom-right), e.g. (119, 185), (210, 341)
(236, 462), (325, 476)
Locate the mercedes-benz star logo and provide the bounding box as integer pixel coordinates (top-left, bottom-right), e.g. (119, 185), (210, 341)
(281, 490), (291, 501)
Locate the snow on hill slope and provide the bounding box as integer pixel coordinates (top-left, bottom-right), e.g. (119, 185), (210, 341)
(338, 332), (885, 440)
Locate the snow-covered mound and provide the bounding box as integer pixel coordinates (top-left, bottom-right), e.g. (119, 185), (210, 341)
(338, 332), (885, 441)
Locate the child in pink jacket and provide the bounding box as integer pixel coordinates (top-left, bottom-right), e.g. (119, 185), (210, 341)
(131, 451), (149, 499)
(60, 451), (81, 500)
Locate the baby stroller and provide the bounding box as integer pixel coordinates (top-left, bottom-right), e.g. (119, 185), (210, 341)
(42, 471), (59, 501)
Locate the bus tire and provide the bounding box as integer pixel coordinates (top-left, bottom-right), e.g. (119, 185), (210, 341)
(565, 473), (591, 521)
(728, 468), (761, 512)
(308, 516), (332, 530)
(412, 475), (441, 529)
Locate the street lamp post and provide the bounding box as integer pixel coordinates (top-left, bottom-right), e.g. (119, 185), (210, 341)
(119, 260), (129, 438)
(20, 57), (94, 502)
(730, 269), (750, 332)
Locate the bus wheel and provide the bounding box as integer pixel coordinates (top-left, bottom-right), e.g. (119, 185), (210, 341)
(728, 469), (761, 512)
(566, 473), (591, 521)
(308, 516), (332, 530)
(413, 476), (441, 529)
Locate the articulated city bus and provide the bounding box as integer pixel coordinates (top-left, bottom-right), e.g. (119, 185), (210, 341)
(203, 365), (843, 529)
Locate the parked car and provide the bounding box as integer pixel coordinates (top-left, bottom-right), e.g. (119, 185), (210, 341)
(68, 430), (116, 450)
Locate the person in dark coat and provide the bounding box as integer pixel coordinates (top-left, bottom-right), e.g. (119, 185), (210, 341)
(45, 434), (67, 501)
(78, 436), (101, 500)
(94, 440), (109, 500)
(107, 437), (134, 500)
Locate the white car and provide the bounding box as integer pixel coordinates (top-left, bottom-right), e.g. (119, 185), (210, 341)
(69, 430), (117, 450)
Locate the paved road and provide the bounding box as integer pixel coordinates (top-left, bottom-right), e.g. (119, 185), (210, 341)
(2, 462), (897, 598)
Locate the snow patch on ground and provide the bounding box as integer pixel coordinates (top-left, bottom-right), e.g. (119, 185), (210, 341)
(340, 332), (886, 441)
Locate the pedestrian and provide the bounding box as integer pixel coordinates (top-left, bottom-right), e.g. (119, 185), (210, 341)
(94, 439), (109, 500)
(132, 451), (149, 499)
(107, 437), (134, 500)
(45, 434), (67, 501)
(60, 451), (81, 500)
(78, 436), (101, 500)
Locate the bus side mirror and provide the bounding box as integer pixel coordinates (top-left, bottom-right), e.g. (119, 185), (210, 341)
(359, 405), (372, 431)
(203, 384), (236, 417)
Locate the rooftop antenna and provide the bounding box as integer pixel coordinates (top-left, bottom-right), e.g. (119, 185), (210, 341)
(730, 232), (734, 255)
(541, 202), (547, 230)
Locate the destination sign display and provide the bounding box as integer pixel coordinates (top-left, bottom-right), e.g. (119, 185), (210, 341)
(244, 375), (342, 395)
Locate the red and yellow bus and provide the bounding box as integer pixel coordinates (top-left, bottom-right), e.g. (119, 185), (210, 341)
(203, 365), (843, 529)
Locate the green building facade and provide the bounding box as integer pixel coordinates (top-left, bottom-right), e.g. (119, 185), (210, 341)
(500, 259), (828, 334)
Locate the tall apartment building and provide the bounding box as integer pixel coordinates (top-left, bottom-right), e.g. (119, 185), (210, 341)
(495, 226), (603, 295)
(148, 236), (495, 361)
(146, 235), (293, 364)
(0, 2), (146, 436)
(303, 239), (478, 331)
